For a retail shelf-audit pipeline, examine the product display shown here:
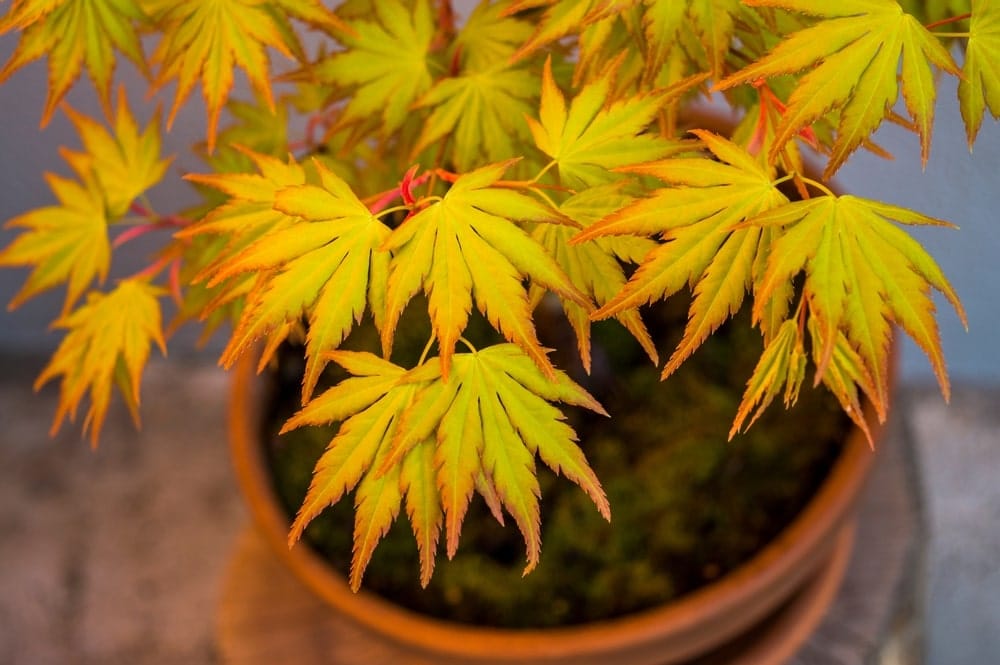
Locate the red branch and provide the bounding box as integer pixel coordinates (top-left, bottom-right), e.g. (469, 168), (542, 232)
(925, 13), (971, 31)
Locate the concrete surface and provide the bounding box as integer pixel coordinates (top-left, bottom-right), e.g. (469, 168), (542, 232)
(0, 357), (245, 665)
(0, 357), (997, 664)
(908, 386), (1000, 665)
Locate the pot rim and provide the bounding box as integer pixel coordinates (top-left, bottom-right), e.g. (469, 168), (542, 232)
(228, 346), (885, 663)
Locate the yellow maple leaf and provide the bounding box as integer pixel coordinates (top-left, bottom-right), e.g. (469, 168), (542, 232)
(381, 160), (591, 379)
(151, 0), (347, 152)
(574, 131), (789, 378)
(532, 186), (659, 373)
(283, 343), (607, 589)
(187, 152), (391, 403)
(315, 0), (435, 138)
(35, 279), (166, 445)
(411, 67), (538, 170)
(61, 89), (172, 218)
(0, 0), (148, 124)
(642, 0), (746, 78)
(958, 0), (1000, 145)
(526, 57), (697, 188)
(0, 173), (110, 312)
(750, 194), (967, 414)
(717, 0), (960, 175)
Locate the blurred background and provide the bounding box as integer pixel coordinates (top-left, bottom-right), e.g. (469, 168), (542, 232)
(1, 8), (998, 665)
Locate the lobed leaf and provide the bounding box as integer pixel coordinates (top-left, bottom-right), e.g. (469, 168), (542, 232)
(749, 194), (965, 411)
(685, 0), (745, 77)
(315, 0), (434, 137)
(61, 91), (171, 218)
(382, 161), (590, 378)
(350, 437), (404, 591)
(0, 173), (111, 312)
(526, 57), (694, 188)
(287, 343), (607, 587)
(807, 317), (877, 444)
(151, 0), (345, 151)
(0, 0), (147, 124)
(958, 0), (1000, 146)
(286, 363), (423, 553)
(435, 376), (485, 558)
(533, 186), (659, 372)
(190, 155), (391, 402)
(454, 0), (534, 73)
(411, 67), (538, 171)
(730, 318), (806, 439)
(577, 132), (788, 378)
(400, 437), (443, 588)
(718, 0), (960, 175)
(33, 279), (166, 445)
(508, 0), (597, 62)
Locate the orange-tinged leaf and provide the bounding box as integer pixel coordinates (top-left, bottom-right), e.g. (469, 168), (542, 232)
(383, 362), (463, 472)
(286, 343), (604, 586)
(748, 194), (964, 408)
(666, 227), (763, 376)
(730, 318), (806, 439)
(483, 354), (609, 521)
(280, 357), (407, 432)
(285, 362), (423, 548)
(717, 0), (960, 176)
(440, 346), (607, 573)
(191, 156), (391, 402)
(752, 226), (795, 343)
(508, 0), (596, 62)
(534, 186), (659, 372)
(34, 279), (165, 445)
(350, 438), (403, 591)
(807, 316), (877, 444)
(527, 56), (694, 187)
(0, 173), (111, 312)
(436, 375), (485, 558)
(382, 162), (591, 378)
(641, 0), (692, 73)
(61, 90), (171, 218)
(184, 151), (307, 219)
(0, 0), (147, 125)
(472, 356), (542, 574)
(411, 67), (538, 170)
(481, 343), (608, 415)
(400, 437), (443, 587)
(577, 133), (788, 376)
(315, 0), (434, 137)
(899, 17), (943, 166)
(475, 471), (506, 527)
(151, 0), (343, 151)
(958, 0), (1000, 146)
(640, 0), (744, 78)
(270, 0), (350, 33)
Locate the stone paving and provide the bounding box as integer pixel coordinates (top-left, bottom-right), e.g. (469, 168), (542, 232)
(908, 386), (1000, 665)
(0, 357), (244, 665)
(0, 356), (996, 665)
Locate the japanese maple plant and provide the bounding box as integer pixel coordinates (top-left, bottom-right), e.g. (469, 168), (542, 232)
(0, 0), (986, 591)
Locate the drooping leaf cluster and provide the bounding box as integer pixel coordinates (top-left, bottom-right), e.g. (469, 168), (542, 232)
(0, 0), (983, 587)
(283, 345), (607, 590)
(0, 91), (170, 442)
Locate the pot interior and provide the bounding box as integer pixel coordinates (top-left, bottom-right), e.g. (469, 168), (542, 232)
(262, 299), (849, 629)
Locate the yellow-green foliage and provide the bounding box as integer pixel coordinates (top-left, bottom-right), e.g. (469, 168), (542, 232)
(1, 0), (986, 587)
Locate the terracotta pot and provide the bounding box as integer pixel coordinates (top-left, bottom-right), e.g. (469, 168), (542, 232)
(228, 346), (885, 665)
